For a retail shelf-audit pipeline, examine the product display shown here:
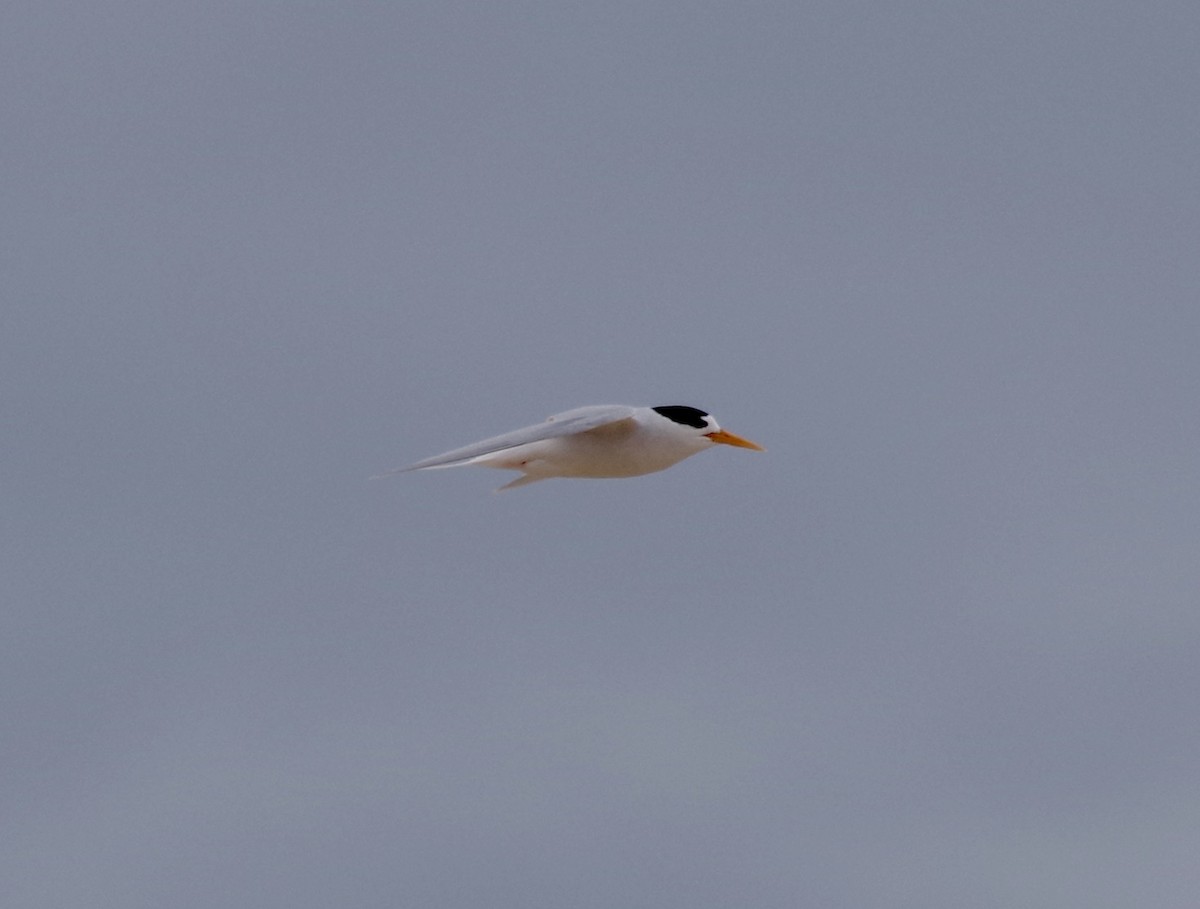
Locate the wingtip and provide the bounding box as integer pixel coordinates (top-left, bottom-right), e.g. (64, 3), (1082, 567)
(369, 466), (414, 480)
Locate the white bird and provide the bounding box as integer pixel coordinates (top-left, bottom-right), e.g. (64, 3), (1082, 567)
(378, 404), (764, 491)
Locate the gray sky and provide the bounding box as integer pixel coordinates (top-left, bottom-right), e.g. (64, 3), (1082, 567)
(5, 2), (1200, 906)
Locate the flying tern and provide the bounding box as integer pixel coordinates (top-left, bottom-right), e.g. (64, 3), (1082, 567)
(379, 404), (764, 491)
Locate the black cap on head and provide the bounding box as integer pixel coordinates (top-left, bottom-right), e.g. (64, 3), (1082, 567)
(652, 405), (710, 428)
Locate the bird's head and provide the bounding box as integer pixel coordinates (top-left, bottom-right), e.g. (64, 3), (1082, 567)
(651, 405), (765, 451)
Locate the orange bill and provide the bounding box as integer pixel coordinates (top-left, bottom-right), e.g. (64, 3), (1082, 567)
(705, 429), (765, 451)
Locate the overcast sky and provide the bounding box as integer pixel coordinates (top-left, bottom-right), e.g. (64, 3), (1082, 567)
(5, 2), (1200, 907)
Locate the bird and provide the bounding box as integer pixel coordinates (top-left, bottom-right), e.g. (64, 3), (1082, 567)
(377, 404), (764, 491)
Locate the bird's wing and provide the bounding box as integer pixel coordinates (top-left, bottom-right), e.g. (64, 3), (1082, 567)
(378, 405), (638, 474)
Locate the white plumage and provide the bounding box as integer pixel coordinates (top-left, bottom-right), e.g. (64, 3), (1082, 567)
(378, 404), (763, 491)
